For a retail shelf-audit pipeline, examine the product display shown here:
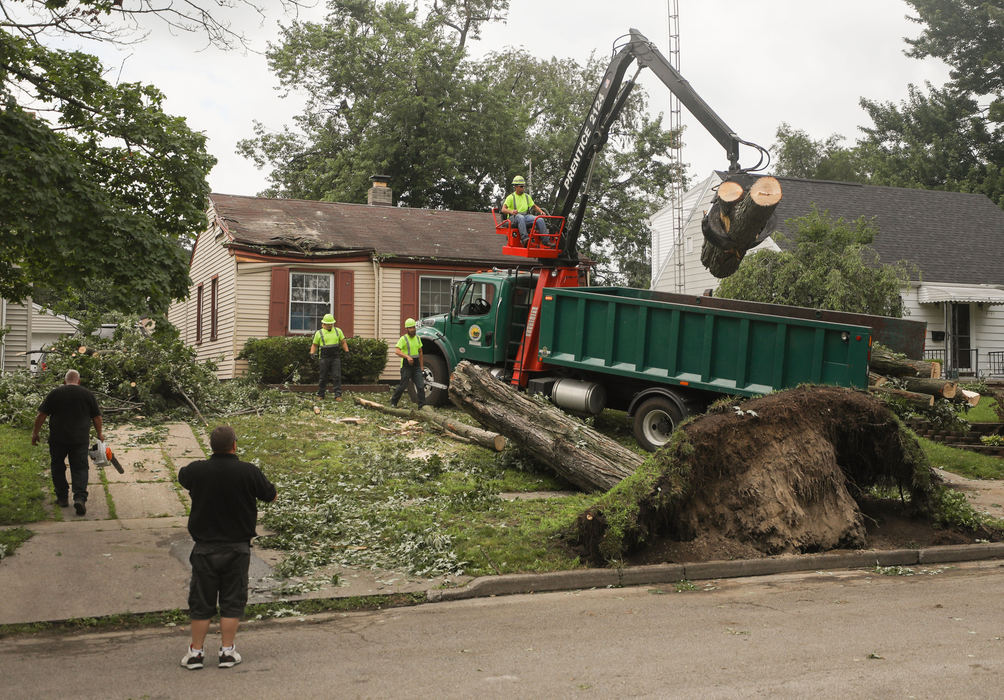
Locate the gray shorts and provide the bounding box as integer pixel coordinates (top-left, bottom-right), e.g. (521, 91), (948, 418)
(188, 541), (251, 619)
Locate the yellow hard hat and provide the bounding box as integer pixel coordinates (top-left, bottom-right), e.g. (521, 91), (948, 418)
(322, 314), (335, 325)
(404, 318), (417, 328)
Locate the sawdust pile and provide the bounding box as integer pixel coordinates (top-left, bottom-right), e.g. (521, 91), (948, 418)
(573, 386), (935, 565)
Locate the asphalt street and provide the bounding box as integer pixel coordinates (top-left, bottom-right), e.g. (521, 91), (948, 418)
(3, 561), (1002, 699)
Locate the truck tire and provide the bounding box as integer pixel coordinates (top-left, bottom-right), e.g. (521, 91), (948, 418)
(632, 397), (683, 452)
(409, 354), (449, 407)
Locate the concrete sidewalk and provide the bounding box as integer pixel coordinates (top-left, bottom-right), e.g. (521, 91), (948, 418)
(0, 422), (454, 626)
(3, 422), (1004, 626)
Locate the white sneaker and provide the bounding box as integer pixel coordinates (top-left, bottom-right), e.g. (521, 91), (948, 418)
(218, 647), (242, 668)
(181, 647), (204, 670)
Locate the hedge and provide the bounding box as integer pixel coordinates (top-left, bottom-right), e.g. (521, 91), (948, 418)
(239, 336), (389, 384)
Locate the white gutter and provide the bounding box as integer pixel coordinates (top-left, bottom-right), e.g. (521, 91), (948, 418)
(372, 254), (382, 340)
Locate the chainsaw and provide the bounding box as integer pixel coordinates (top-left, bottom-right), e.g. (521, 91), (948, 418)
(88, 441), (124, 474)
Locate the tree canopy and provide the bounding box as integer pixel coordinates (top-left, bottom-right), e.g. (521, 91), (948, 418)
(1, 0), (303, 314)
(238, 0), (682, 286)
(715, 207), (913, 317)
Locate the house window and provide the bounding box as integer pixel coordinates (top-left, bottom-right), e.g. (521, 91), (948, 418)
(210, 277), (219, 341)
(420, 276), (458, 318)
(289, 272), (333, 333)
(195, 283), (204, 344)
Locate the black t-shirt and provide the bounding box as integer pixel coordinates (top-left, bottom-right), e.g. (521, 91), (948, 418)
(178, 454), (277, 544)
(38, 384), (101, 445)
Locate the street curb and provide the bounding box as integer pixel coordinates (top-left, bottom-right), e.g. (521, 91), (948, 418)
(426, 543), (1004, 602)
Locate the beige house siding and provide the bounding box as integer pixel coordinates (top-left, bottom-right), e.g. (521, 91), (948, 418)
(232, 259), (377, 378)
(2, 299), (29, 371)
(168, 221), (239, 378)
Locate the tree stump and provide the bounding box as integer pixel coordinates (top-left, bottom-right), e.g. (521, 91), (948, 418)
(700, 175), (782, 278)
(448, 361), (642, 491)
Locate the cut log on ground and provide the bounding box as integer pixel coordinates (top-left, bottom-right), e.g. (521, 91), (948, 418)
(868, 372), (888, 387)
(572, 386), (937, 565)
(353, 396), (506, 452)
(870, 346), (940, 378)
(868, 386), (935, 408)
(900, 377), (957, 399)
(958, 388), (981, 407)
(448, 361), (642, 491)
(700, 176), (782, 278)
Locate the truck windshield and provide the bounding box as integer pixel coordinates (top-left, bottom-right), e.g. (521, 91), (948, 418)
(457, 282), (496, 317)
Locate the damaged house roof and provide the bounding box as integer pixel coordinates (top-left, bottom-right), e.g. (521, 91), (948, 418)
(209, 193), (513, 264)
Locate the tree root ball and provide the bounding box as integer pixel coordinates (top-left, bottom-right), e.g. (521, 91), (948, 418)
(572, 386), (935, 565)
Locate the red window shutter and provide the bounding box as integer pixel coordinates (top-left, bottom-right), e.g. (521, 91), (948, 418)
(196, 284), (204, 344)
(210, 276), (219, 341)
(335, 270), (355, 337)
(400, 270), (418, 327)
(268, 267), (290, 337)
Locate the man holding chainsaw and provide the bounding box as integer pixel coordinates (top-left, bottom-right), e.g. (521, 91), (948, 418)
(32, 369), (103, 516)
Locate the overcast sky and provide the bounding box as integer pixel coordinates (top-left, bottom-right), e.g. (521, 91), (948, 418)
(79, 0), (952, 197)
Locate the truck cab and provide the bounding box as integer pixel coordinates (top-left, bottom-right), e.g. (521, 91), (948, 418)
(420, 269), (558, 403)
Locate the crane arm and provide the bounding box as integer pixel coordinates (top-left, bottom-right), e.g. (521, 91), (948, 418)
(549, 28), (766, 264)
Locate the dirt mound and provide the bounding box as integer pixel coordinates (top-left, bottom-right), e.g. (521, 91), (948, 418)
(574, 386), (935, 565)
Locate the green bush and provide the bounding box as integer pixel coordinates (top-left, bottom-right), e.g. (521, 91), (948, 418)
(42, 324), (219, 414)
(0, 370), (47, 429)
(240, 336), (314, 384)
(240, 336), (389, 384)
(343, 337), (391, 383)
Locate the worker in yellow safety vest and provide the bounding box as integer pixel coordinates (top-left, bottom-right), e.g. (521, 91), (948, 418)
(310, 313), (349, 400)
(501, 175), (548, 246)
(390, 318), (425, 409)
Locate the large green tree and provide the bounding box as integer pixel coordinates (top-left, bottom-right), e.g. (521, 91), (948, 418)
(904, 0), (1003, 113)
(715, 207), (913, 317)
(770, 122), (866, 182)
(0, 0), (301, 314)
(857, 83), (1004, 204)
(238, 0), (682, 286)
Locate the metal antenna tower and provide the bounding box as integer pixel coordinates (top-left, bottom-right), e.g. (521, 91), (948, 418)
(667, 0), (685, 293)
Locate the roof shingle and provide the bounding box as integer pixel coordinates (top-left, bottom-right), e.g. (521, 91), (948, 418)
(761, 178), (1004, 285)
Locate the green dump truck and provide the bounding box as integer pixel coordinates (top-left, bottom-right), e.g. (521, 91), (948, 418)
(417, 269), (891, 451)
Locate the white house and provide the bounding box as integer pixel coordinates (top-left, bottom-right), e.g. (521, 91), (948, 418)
(0, 299), (79, 373)
(651, 173), (1004, 378)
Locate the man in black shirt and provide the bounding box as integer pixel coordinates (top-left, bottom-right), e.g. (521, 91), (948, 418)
(31, 369), (103, 515)
(177, 425), (277, 670)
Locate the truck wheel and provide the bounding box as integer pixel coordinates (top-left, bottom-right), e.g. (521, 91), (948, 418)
(409, 354), (449, 407)
(632, 397), (683, 452)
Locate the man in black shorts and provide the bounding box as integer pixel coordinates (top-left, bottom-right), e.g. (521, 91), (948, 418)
(178, 425), (277, 670)
(31, 369), (103, 515)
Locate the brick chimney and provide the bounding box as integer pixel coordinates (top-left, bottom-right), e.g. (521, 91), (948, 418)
(367, 174), (393, 206)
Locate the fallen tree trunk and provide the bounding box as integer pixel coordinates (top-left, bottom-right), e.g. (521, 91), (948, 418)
(448, 361), (642, 491)
(870, 346), (940, 378)
(901, 377), (957, 399)
(700, 176), (782, 278)
(353, 396), (506, 452)
(868, 386), (935, 408)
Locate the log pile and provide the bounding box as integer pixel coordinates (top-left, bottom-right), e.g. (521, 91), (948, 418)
(866, 345), (979, 409)
(700, 176), (782, 278)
